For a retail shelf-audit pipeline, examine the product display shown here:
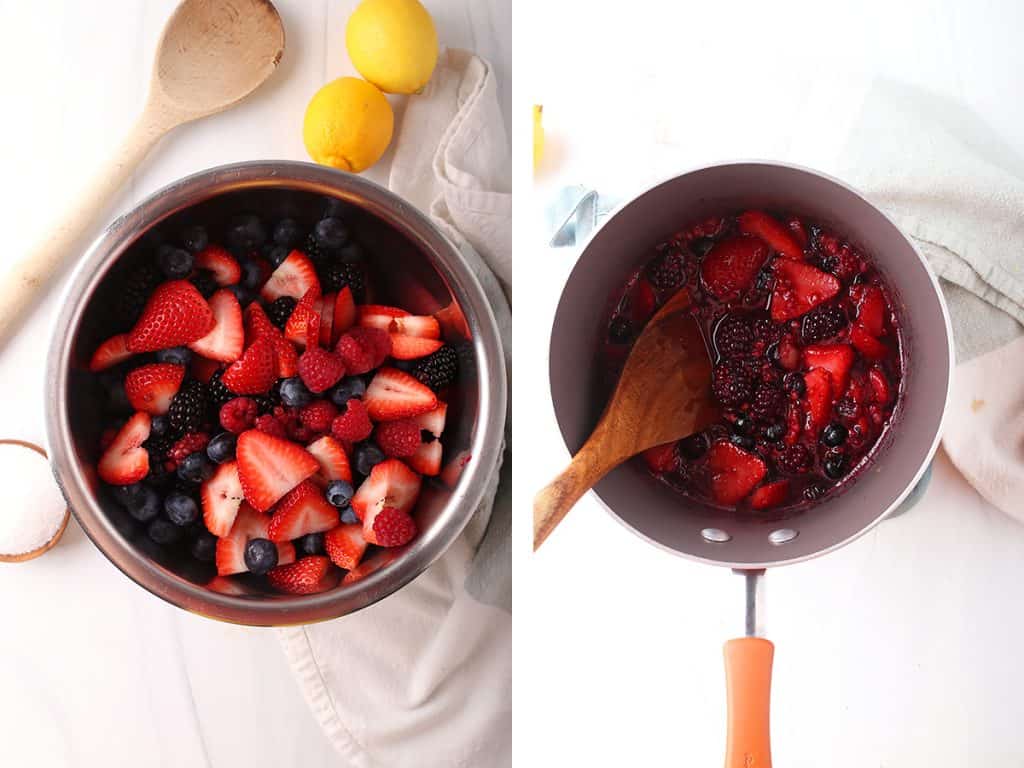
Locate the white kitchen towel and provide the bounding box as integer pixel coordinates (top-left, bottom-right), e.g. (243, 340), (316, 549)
(277, 49), (511, 768)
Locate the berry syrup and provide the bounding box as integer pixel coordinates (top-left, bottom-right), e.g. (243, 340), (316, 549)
(603, 211), (904, 513)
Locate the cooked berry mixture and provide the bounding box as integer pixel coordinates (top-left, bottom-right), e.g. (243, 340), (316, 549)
(604, 210), (902, 512)
(88, 204), (457, 595)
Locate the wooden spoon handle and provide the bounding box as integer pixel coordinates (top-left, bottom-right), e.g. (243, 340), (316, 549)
(0, 110), (170, 345)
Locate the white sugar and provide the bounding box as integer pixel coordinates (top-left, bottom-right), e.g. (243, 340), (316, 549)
(0, 444), (66, 556)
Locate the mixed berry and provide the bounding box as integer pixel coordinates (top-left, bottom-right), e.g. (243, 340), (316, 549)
(605, 210), (902, 513)
(89, 202), (459, 595)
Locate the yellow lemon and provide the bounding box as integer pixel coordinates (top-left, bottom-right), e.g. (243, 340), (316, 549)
(303, 77), (394, 173)
(346, 0), (438, 95)
(533, 105), (544, 172)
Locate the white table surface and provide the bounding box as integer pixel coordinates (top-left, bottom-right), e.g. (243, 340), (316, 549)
(0, 1), (509, 766)
(520, 1), (1024, 766)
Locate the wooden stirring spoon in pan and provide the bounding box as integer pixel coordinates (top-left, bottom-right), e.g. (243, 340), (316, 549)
(534, 289), (716, 549)
(0, 0), (285, 346)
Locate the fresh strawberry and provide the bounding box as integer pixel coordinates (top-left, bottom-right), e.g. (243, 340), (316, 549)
(850, 324), (889, 359)
(367, 506), (417, 547)
(298, 345), (346, 393)
(803, 367), (834, 432)
(803, 344), (854, 398)
(391, 315), (441, 339)
(168, 432), (210, 466)
(342, 550), (401, 585)
(414, 402), (447, 438)
(770, 259), (840, 322)
(195, 245), (241, 286)
(318, 293), (335, 347)
(235, 429), (320, 511)
(191, 355), (222, 383)
(776, 335), (801, 370)
(267, 556), (338, 595)
(216, 503), (296, 575)
(219, 397), (258, 433)
(358, 304), (409, 331)
(200, 460), (244, 536)
(284, 289), (321, 348)
(700, 235), (770, 301)
(254, 413), (287, 439)
(126, 280), (215, 352)
(333, 287), (357, 339)
(749, 479), (791, 510)
(784, 402), (803, 445)
(352, 458), (422, 525)
(738, 210), (804, 261)
(407, 439), (442, 476)
(374, 419), (422, 458)
(243, 301), (276, 340)
(89, 333), (133, 371)
(706, 441), (767, 505)
(854, 285), (887, 336)
(364, 367), (438, 421)
(306, 435), (353, 484)
(205, 575), (255, 596)
(868, 366), (891, 404)
(267, 480), (339, 541)
(324, 524), (367, 570)
(299, 400), (338, 433)
(388, 334), (444, 360)
(124, 363), (184, 415)
(98, 412), (151, 484)
(642, 442), (677, 473)
(188, 289), (244, 362)
(331, 399), (374, 442)
(221, 336), (277, 394)
(260, 250), (321, 302)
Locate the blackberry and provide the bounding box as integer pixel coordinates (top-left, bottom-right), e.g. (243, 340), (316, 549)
(117, 262), (161, 327)
(801, 304), (846, 343)
(836, 396), (860, 421)
(413, 346), (458, 391)
(647, 247), (688, 296)
(784, 372), (806, 397)
(319, 261), (365, 299)
(711, 361), (753, 407)
(730, 434), (756, 451)
(267, 296), (297, 329)
(206, 369), (236, 413)
(752, 317), (782, 346)
(168, 380), (208, 434)
(145, 435), (174, 465)
(750, 383), (783, 421)
(762, 423), (786, 442)
(189, 270), (218, 298)
(303, 232), (327, 263)
(714, 315), (753, 358)
(778, 443), (810, 474)
(252, 394), (276, 415)
(803, 483), (828, 502)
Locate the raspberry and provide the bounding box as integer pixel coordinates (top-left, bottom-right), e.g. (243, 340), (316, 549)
(299, 400), (339, 433)
(348, 327), (390, 365)
(801, 304), (847, 343)
(168, 432), (210, 466)
(374, 419), (422, 458)
(412, 346), (458, 391)
(371, 506), (417, 547)
(647, 247), (688, 296)
(267, 296), (297, 330)
(711, 361), (753, 406)
(714, 315), (753, 358)
(778, 443), (810, 473)
(335, 334), (375, 375)
(168, 380), (208, 434)
(254, 414), (287, 439)
(331, 398), (373, 442)
(288, 421), (316, 443)
(298, 346), (346, 393)
(750, 383), (783, 421)
(219, 397), (258, 433)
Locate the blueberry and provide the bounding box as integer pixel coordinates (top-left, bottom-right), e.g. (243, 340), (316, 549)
(190, 530), (217, 562)
(391, 359), (416, 373)
(150, 415), (170, 437)
(226, 213), (267, 251)
(678, 432), (708, 461)
(295, 532), (325, 557)
(158, 245), (195, 279)
(823, 454), (847, 479)
(265, 244), (290, 267)
(239, 258), (263, 290)
(784, 372), (806, 397)
(339, 242), (365, 263)
(207, 432), (237, 464)
(147, 518), (182, 545)
(178, 452), (214, 483)
(272, 218), (302, 248)
(730, 434), (756, 451)
(340, 506), (360, 525)
(228, 284), (254, 306)
(314, 217), (350, 250)
(822, 423), (848, 447)
(323, 197), (348, 219)
(732, 415), (753, 436)
(280, 377), (313, 407)
(105, 379), (132, 415)
(116, 483), (161, 522)
(164, 492), (199, 526)
(326, 479), (354, 508)
(329, 377), (367, 406)
(156, 346), (192, 366)
(608, 317), (632, 344)
(244, 538), (278, 575)
(763, 423), (786, 442)
(353, 442), (386, 476)
(181, 224), (209, 253)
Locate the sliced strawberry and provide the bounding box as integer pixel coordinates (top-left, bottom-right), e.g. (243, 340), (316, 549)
(776, 335), (801, 370)
(388, 334), (444, 360)
(706, 441), (767, 505)
(127, 280), (215, 352)
(342, 549), (401, 585)
(854, 285), (887, 336)
(700, 235), (770, 301)
(89, 333), (133, 371)
(414, 402), (447, 438)
(364, 367), (439, 421)
(738, 210), (804, 261)
(318, 293), (335, 347)
(784, 402), (803, 445)
(195, 245), (241, 286)
(267, 480), (340, 541)
(242, 304), (297, 378)
(750, 479), (791, 510)
(284, 289), (321, 348)
(366, 506), (417, 547)
(391, 315), (440, 339)
(243, 302), (276, 340)
(868, 366), (892, 404)
(215, 503), (296, 576)
(306, 435), (353, 484)
(628, 279), (657, 325)
(770, 259), (840, 322)
(803, 367), (834, 432)
(260, 250), (321, 302)
(352, 458), (422, 522)
(803, 344), (854, 398)
(267, 556), (338, 595)
(97, 412), (151, 485)
(205, 576), (255, 596)
(188, 289), (244, 363)
(200, 460), (245, 536)
(324, 524), (367, 570)
(642, 442), (677, 473)
(221, 336), (277, 395)
(333, 287), (357, 339)
(358, 304), (409, 331)
(235, 429), (320, 511)
(407, 440), (442, 476)
(124, 363), (184, 415)
(850, 324), (889, 359)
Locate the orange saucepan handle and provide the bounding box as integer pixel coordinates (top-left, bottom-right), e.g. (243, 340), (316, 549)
(723, 637), (774, 768)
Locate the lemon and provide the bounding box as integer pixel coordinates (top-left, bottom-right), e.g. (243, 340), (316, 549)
(303, 77), (394, 173)
(346, 0), (438, 95)
(533, 105), (544, 172)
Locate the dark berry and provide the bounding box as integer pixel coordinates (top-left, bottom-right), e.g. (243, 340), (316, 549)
(714, 314), (754, 358)
(353, 441), (386, 476)
(102, 377), (131, 415)
(226, 213), (267, 251)
(340, 506), (360, 524)
(314, 217), (350, 250)
(191, 530), (217, 562)
(164, 492), (199, 526)
(339, 241), (366, 263)
(228, 285), (254, 306)
(778, 443), (810, 473)
(280, 377), (312, 407)
(295, 532), (325, 556)
(117, 262), (162, 327)
(158, 245), (195, 279)
(608, 316), (633, 344)
(303, 232), (326, 263)
(150, 415), (170, 438)
(803, 483), (827, 502)
(239, 258), (263, 290)
(750, 383), (783, 421)
(732, 414), (754, 436)
(412, 346), (458, 391)
(752, 317), (782, 345)
(763, 423), (786, 442)
(148, 518), (182, 545)
(267, 296), (297, 329)
(678, 432), (708, 460)
(730, 434), (756, 451)
(822, 422), (848, 447)
(168, 380), (208, 433)
(156, 346), (192, 366)
(326, 479), (354, 508)
(836, 396), (860, 420)
(189, 270), (218, 298)
(711, 361), (753, 407)
(116, 483), (161, 522)
(691, 237), (714, 257)
(272, 218), (302, 248)
(647, 247), (687, 296)
(181, 224), (209, 253)
(177, 452), (214, 483)
(801, 304), (847, 343)
(329, 377), (368, 406)
(244, 538), (278, 575)
(821, 247), (860, 282)
(784, 372), (806, 397)
(319, 261), (365, 297)
(823, 454), (847, 479)
(206, 432), (237, 464)
(206, 370), (235, 412)
(323, 197), (348, 219)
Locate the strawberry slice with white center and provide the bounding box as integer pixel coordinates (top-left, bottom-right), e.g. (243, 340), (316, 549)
(333, 287), (357, 339)
(707, 441), (767, 505)
(738, 210), (805, 261)
(803, 344), (854, 398)
(215, 503), (297, 576)
(267, 555), (339, 595)
(770, 259), (841, 322)
(124, 363), (185, 415)
(408, 403), (446, 476)
(391, 315), (440, 339)
(98, 412), (151, 485)
(235, 429), (320, 511)
(364, 367), (438, 421)
(388, 334), (444, 360)
(188, 289), (244, 362)
(358, 304), (409, 331)
(221, 335), (277, 395)
(324, 524), (367, 570)
(260, 250), (321, 301)
(284, 288), (321, 348)
(267, 480), (340, 541)
(200, 460), (245, 536)
(353, 459), (422, 544)
(306, 435), (352, 484)
(89, 333), (133, 372)
(195, 245), (242, 286)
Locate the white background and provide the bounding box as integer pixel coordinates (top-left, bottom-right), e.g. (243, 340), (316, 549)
(0, 1), (509, 766)
(517, 1), (1024, 766)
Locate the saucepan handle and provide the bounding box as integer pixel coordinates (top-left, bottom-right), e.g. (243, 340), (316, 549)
(723, 636), (774, 768)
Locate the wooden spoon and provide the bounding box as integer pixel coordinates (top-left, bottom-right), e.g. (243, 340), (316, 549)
(534, 289), (716, 549)
(0, 0), (285, 346)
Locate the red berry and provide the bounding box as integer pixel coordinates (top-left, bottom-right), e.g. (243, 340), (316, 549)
(374, 419), (422, 458)
(254, 414), (287, 439)
(300, 400), (339, 433)
(219, 397), (258, 433)
(331, 398), (373, 443)
(370, 506), (417, 547)
(298, 345), (346, 393)
(168, 432), (210, 466)
(335, 334), (375, 375)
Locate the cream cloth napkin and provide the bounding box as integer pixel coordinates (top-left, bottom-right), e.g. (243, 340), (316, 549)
(277, 49), (511, 768)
